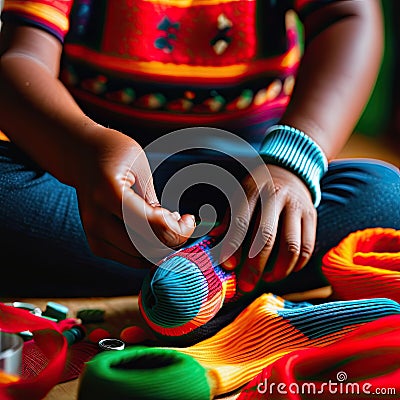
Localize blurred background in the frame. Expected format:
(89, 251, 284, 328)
(0, 0, 399, 164)
(288, 0, 400, 165)
(342, 0, 400, 166)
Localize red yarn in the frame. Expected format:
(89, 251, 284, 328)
(0, 303, 67, 400)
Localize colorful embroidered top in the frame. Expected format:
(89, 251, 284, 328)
(1, 0, 336, 148)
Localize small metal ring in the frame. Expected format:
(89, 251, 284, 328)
(98, 338, 126, 351)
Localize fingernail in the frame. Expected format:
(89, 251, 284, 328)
(222, 255, 238, 270)
(172, 211, 181, 221)
(182, 215, 196, 228)
(262, 273, 274, 283)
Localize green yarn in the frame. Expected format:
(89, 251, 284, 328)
(77, 346, 212, 400)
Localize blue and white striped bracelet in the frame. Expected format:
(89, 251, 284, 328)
(259, 124, 328, 207)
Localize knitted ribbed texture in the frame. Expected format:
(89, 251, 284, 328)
(172, 293, 400, 396)
(139, 224, 400, 346)
(139, 235, 238, 340)
(237, 314, 400, 400)
(124, 294, 400, 399)
(77, 346, 211, 400)
(80, 226, 400, 398)
(78, 293, 400, 399)
(322, 227, 400, 301)
(259, 125, 328, 206)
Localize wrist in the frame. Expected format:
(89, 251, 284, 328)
(259, 124, 328, 207)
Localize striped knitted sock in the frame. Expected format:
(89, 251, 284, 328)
(237, 314, 400, 400)
(79, 294, 400, 399)
(139, 234, 241, 344)
(322, 227, 400, 301)
(139, 227, 400, 347)
(172, 293, 400, 396)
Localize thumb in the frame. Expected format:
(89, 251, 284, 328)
(131, 157, 160, 206)
(148, 208, 196, 248)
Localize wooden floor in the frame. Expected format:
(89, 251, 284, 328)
(2, 132, 399, 400)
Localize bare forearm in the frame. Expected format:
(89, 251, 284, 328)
(0, 25, 103, 186)
(280, 0, 384, 161)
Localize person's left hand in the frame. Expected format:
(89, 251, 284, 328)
(220, 164, 317, 293)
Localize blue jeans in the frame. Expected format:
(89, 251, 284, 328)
(1, 140, 399, 297)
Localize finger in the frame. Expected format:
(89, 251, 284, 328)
(293, 209, 317, 272)
(122, 186, 195, 248)
(217, 210, 243, 271)
(127, 147, 160, 206)
(222, 247, 242, 271)
(85, 184, 176, 257)
(85, 209, 175, 261)
(138, 172, 160, 207)
(263, 204, 301, 282)
(123, 167, 196, 247)
(87, 236, 153, 269)
(247, 187, 279, 260)
(149, 207, 196, 247)
(210, 210, 230, 238)
(84, 210, 144, 257)
(239, 197, 281, 292)
(220, 175, 259, 265)
(236, 211, 262, 292)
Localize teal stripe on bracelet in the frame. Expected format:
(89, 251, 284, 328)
(259, 125, 328, 207)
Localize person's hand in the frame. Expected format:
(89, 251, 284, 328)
(220, 164, 317, 292)
(72, 126, 196, 266)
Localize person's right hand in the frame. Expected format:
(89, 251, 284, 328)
(72, 125, 196, 267)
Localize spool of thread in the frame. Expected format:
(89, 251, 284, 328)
(77, 346, 212, 400)
(62, 326, 86, 346)
(0, 332, 23, 376)
(138, 235, 237, 342)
